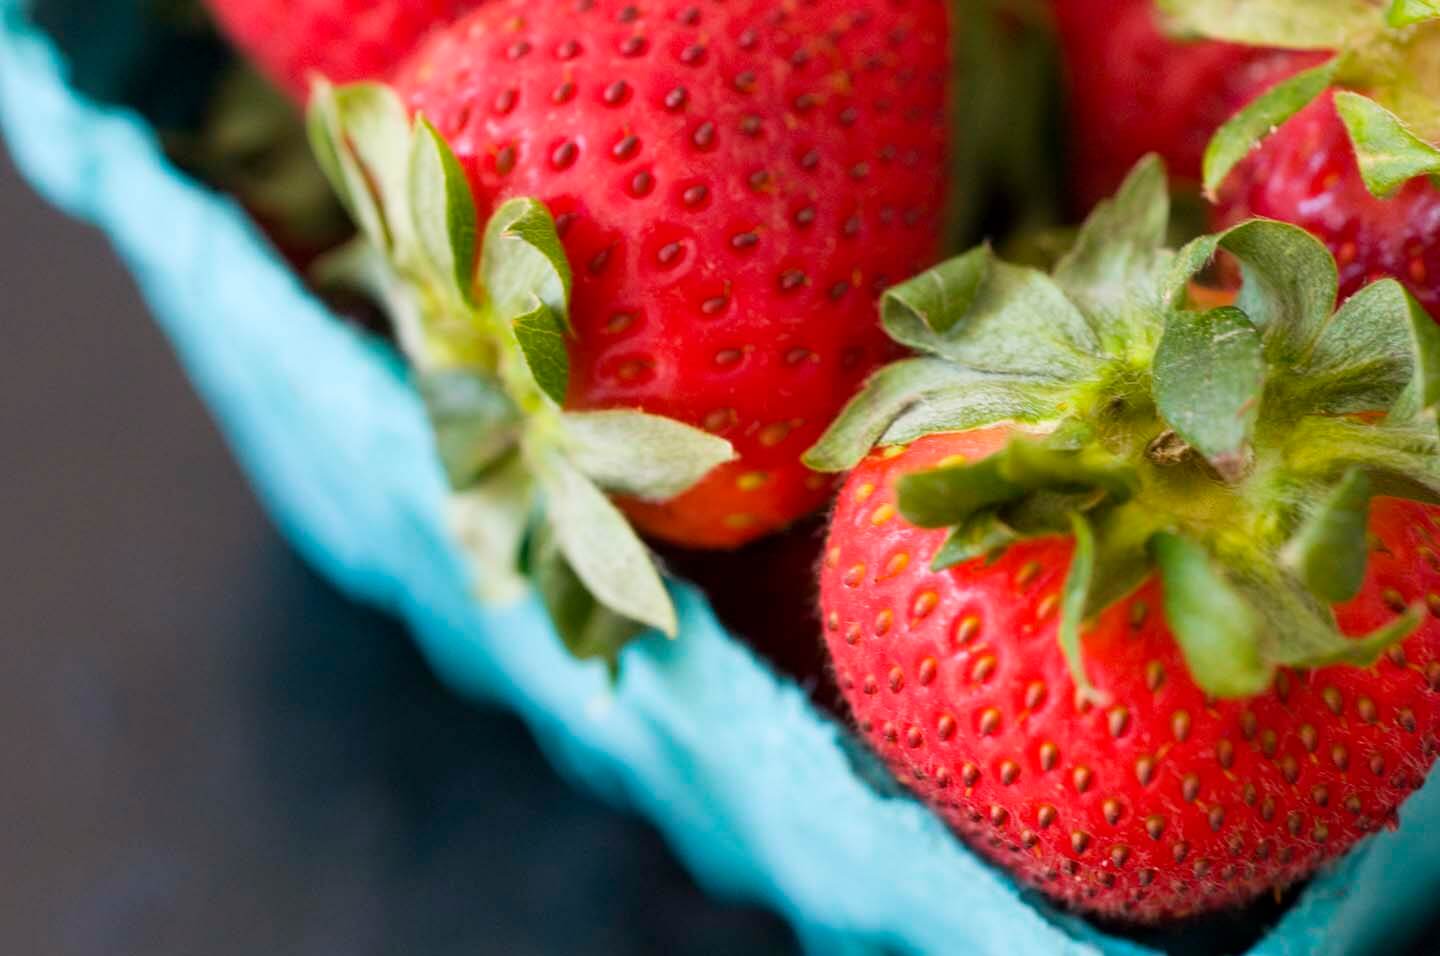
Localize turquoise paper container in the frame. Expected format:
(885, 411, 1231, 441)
(4, 3, 1438, 953)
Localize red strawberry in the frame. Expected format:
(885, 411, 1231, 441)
(1052, 0, 1320, 208)
(390, 0, 950, 549)
(205, 0, 480, 100)
(1213, 91, 1440, 322)
(808, 159, 1440, 921)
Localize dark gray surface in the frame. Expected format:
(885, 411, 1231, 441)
(0, 141, 798, 955)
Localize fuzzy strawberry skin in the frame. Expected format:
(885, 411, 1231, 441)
(392, 0, 950, 548)
(206, 0, 480, 101)
(819, 430, 1440, 922)
(1214, 92, 1440, 322)
(1052, 0, 1321, 209)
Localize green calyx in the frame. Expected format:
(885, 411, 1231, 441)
(806, 156, 1440, 700)
(306, 81, 735, 667)
(1158, 0, 1440, 197)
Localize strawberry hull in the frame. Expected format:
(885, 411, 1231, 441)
(6, 2, 1440, 954)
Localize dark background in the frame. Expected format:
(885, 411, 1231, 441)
(0, 141, 798, 955)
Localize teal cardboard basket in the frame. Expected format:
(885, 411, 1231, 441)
(4, 3, 1438, 953)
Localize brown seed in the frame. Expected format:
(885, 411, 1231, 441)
(1227, 834, 1245, 858)
(961, 762, 980, 787)
(1287, 811, 1303, 836)
(1138, 868, 1156, 887)
(1313, 822, 1330, 843)
(1217, 740, 1235, 769)
(1322, 686, 1343, 715)
(1039, 742, 1059, 772)
(1173, 711, 1192, 742)
(1383, 587, 1407, 612)
(1243, 783, 1258, 806)
(917, 658, 937, 686)
(1398, 708, 1418, 733)
(730, 231, 758, 250)
(935, 713, 958, 741)
(1426, 661, 1440, 690)
(1172, 841, 1190, 863)
(1073, 766, 1093, 793)
(1255, 839, 1273, 861)
(978, 708, 1001, 736)
(1192, 858, 1211, 878)
(1389, 645, 1409, 667)
(1111, 845, 1131, 867)
(1145, 660, 1166, 692)
(1020, 829, 1038, 849)
(1275, 670, 1293, 702)
(1260, 729, 1278, 759)
(1344, 794, 1363, 815)
(971, 655, 997, 683)
(1260, 796, 1276, 822)
(1145, 815, 1167, 840)
(1015, 561, 1043, 588)
(862, 675, 877, 695)
(1037, 805, 1057, 829)
(664, 86, 688, 110)
(1312, 785, 1329, 807)
(1108, 707, 1131, 738)
(999, 760, 1020, 785)
(1279, 846, 1296, 864)
(1063, 859, 1080, 876)
(1332, 745, 1349, 772)
(1208, 806, 1225, 831)
(1136, 756, 1157, 787)
(1182, 774, 1200, 802)
(905, 726, 923, 748)
(887, 666, 904, 692)
(955, 615, 981, 645)
(692, 121, 716, 149)
(1102, 799, 1123, 826)
(1071, 830, 1092, 854)
(619, 35, 647, 57)
(1299, 724, 1318, 753)
(1024, 681, 1047, 710)
(1240, 712, 1258, 741)
(1370, 753, 1386, 777)
(990, 805, 1009, 827)
(1280, 755, 1300, 784)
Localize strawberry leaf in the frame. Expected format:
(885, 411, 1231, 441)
(1334, 91, 1440, 197)
(1152, 306, 1265, 479)
(306, 80, 391, 250)
(510, 302, 570, 405)
(528, 521, 647, 671)
(930, 511, 1019, 571)
(408, 117, 478, 307)
(1058, 512, 1101, 700)
(1202, 60, 1339, 196)
(448, 454, 535, 604)
(1282, 469, 1372, 602)
(804, 358, 1064, 472)
(897, 439, 1138, 529)
(418, 368, 521, 489)
(559, 410, 736, 501)
(1388, 0, 1440, 27)
(1150, 533, 1271, 698)
(883, 254, 1104, 377)
(1054, 155, 1171, 345)
(1287, 278, 1440, 418)
(536, 452, 677, 637)
(1157, 0, 1381, 49)
(1174, 220, 1338, 365)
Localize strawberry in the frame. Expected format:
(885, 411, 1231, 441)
(807, 158, 1440, 922)
(388, 0, 949, 549)
(306, 0, 950, 657)
(1212, 94, 1440, 322)
(205, 0, 480, 101)
(1052, 0, 1319, 209)
(1163, 5, 1440, 319)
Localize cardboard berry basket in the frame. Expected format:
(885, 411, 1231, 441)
(4, 2, 1439, 953)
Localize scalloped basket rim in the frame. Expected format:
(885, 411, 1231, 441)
(2, 3, 1438, 954)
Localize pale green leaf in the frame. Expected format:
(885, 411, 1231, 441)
(803, 358, 1062, 472)
(482, 197, 572, 329)
(1157, 0, 1382, 49)
(529, 522, 647, 669)
(1388, 0, 1440, 27)
(883, 256, 1103, 378)
(418, 369, 521, 489)
(1153, 307, 1265, 479)
(1203, 61, 1339, 196)
(511, 301, 570, 406)
(306, 81, 387, 248)
(536, 452, 676, 636)
(447, 455, 535, 603)
(1150, 533, 1271, 698)
(1058, 512, 1100, 699)
(930, 511, 1020, 571)
(408, 118, 479, 306)
(1281, 469, 1372, 603)
(1334, 91, 1440, 198)
(560, 410, 736, 501)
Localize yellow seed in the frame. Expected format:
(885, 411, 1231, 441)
(870, 503, 896, 525)
(881, 552, 910, 579)
(724, 513, 756, 530)
(912, 591, 939, 619)
(881, 444, 908, 459)
(736, 471, 769, 491)
(855, 482, 876, 502)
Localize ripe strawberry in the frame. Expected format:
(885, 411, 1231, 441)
(205, 0, 480, 101)
(1213, 92, 1440, 322)
(808, 159, 1440, 921)
(390, 0, 950, 549)
(1052, 0, 1320, 208)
